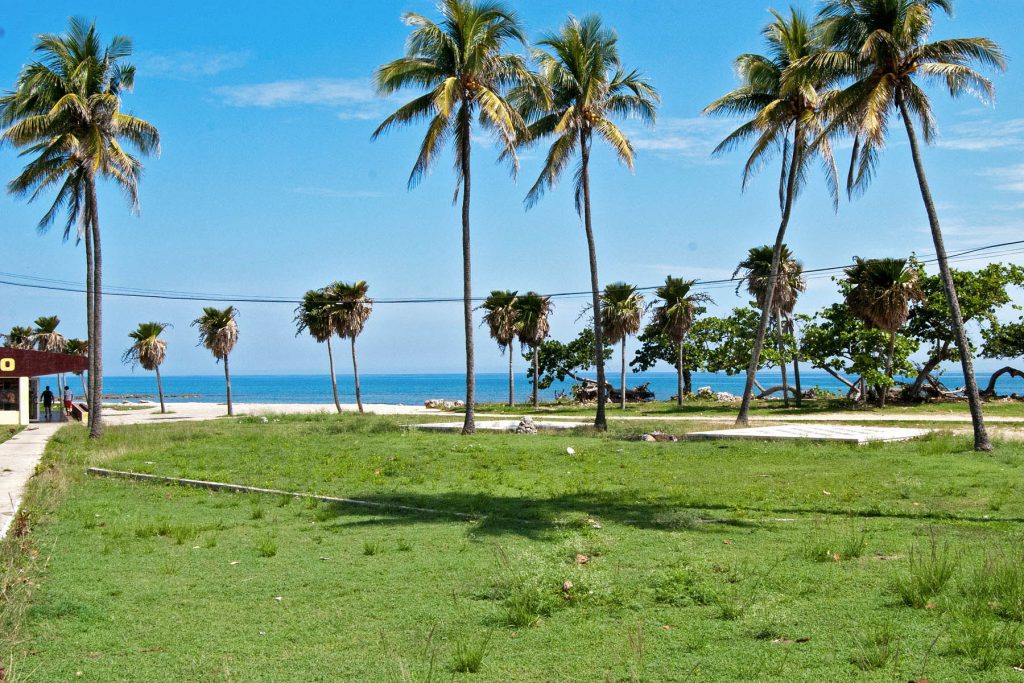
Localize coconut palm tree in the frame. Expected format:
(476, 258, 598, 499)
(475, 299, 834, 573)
(653, 276, 712, 406)
(2, 326, 35, 350)
(122, 322, 169, 413)
(324, 281, 373, 414)
(600, 282, 646, 410)
(734, 245, 806, 406)
(807, 0, 1005, 450)
(516, 291, 553, 408)
(64, 338, 89, 398)
(516, 14, 658, 429)
(0, 18, 160, 439)
(845, 257, 923, 407)
(372, 0, 530, 435)
(295, 288, 342, 413)
(705, 7, 837, 425)
(481, 290, 520, 406)
(192, 306, 239, 416)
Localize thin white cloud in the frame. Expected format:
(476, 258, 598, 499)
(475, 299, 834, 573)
(136, 49, 252, 79)
(290, 187, 386, 199)
(628, 117, 737, 162)
(981, 164, 1024, 193)
(938, 118, 1024, 152)
(214, 78, 376, 107)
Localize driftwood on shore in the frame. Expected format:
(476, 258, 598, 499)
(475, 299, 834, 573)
(981, 366, 1024, 398)
(572, 378, 655, 403)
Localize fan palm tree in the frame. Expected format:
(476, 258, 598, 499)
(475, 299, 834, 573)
(481, 290, 520, 406)
(653, 276, 712, 406)
(122, 322, 169, 414)
(324, 281, 373, 414)
(516, 291, 553, 408)
(516, 14, 659, 429)
(734, 245, 807, 407)
(845, 257, 923, 406)
(64, 337, 89, 398)
(0, 17, 160, 439)
(2, 326, 35, 350)
(295, 289, 342, 413)
(601, 282, 645, 410)
(32, 315, 66, 353)
(806, 0, 1005, 450)
(372, 0, 529, 435)
(192, 306, 239, 416)
(705, 7, 837, 425)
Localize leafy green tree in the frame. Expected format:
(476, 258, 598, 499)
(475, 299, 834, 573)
(530, 328, 613, 395)
(324, 281, 373, 414)
(650, 277, 711, 404)
(844, 257, 923, 405)
(295, 289, 342, 413)
(705, 8, 837, 425)
(516, 291, 553, 408)
(122, 322, 170, 413)
(192, 306, 239, 416)
(810, 0, 1005, 450)
(601, 282, 645, 409)
(481, 290, 520, 407)
(373, 0, 529, 435)
(516, 14, 658, 429)
(981, 318, 1024, 397)
(703, 307, 788, 393)
(1, 18, 160, 438)
(631, 315, 716, 398)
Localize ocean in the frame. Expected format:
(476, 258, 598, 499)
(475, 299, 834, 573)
(35, 369, 1024, 405)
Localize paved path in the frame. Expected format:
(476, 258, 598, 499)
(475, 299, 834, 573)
(0, 421, 64, 538)
(688, 424, 931, 444)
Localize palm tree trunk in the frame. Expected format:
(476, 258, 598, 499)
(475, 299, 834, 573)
(508, 347, 514, 407)
(737, 126, 803, 426)
(87, 178, 103, 438)
(776, 309, 790, 408)
(155, 364, 166, 414)
(897, 94, 990, 451)
(580, 129, 607, 430)
(620, 337, 627, 410)
(676, 342, 684, 406)
(459, 105, 476, 435)
(684, 368, 692, 396)
(84, 216, 94, 419)
(881, 330, 897, 409)
(326, 335, 341, 414)
(792, 354, 803, 407)
(351, 336, 364, 414)
(532, 347, 539, 408)
(79, 372, 87, 404)
(223, 353, 234, 416)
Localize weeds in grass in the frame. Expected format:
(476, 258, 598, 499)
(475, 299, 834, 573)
(946, 610, 1020, 670)
(363, 541, 382, 556)
(450, 628, 492, 673)
(651, 566, 714, 607)
(894, 532, 957, 607)
(134, 519, 198, 545)
(382, 625, 439, 683)
(804, 523, 866, 562)
(397, 538, 412, 552)
(256, 536, 277, 558)
(250, 506, 265, 521)
(852, 623, 901, 671)
(650, 509, 699, 530)
(960, 547, 1024, 621)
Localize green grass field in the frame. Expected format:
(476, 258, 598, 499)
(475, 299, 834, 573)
(3, 414, 1024, 681)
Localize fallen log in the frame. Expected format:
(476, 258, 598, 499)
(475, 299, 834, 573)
(755, 385, 800, 400)
(981, 366, 1024, 398)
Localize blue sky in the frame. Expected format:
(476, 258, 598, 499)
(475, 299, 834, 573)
(2, 0, 1023, 376)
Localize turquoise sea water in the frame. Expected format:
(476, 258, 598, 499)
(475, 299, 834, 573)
(36, 370, 1024, 405)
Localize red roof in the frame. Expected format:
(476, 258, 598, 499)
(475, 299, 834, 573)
(0, 347, 88, 377)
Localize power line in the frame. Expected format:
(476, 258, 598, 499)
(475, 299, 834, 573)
(1, 239, 1022, 306)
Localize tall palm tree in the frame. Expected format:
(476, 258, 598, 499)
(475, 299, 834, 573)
(653, 276, 712, 406)
(32, 315, 66, 353)
(295, 288, 342, 413)
(64, 337, 89, 398)
(845, 257, 923, 406)
(481, 290, 520, 406)
(192, 306, 239, 416)
(734, 244, 807, 407)
(0, 18, 160, 439)
(516, 14, 659, 429)
(600, 282, 645, 410)
(705, 8, 837, 425)
(2, 326, 35, 350)
(373, 0, 530, 435)
(516, 291, 553, 408)
(122, 322, 169, 414)
(808, 0, 1005, 450)
(324, 281, 373, 414)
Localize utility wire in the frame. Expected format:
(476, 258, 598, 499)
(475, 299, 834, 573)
(1, 239, 1022, 306)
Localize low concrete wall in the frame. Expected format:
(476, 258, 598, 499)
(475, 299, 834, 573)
(0, 410, 19, 426)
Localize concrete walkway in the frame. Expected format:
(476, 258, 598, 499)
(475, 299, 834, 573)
(688, 424, 930, 444)
(0, 421, 64, 538)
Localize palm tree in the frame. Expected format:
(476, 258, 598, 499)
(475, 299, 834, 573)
(32, 315, 66, 353)
(705, 8, 837, 425)
(481, 290, 520, 406)
(653, 276, 712, 406)
(192, 306, 239, 416)
(734, 245, 806, 407)
(324, 281, 373, 414)
(516, 14, 659, 429)
(373, 0, 530, 435)
(295, 288, 342, 413)
(2, 326, 35, 350)
(600, 282, 645, 410)
(808, 0, 1005, 450)
(64, 338, 89, 398)
(122, 322, 169, 414)
(0, 18, 160, 439)
(516, 291, 553, 408)
(845, 257, 923, 406)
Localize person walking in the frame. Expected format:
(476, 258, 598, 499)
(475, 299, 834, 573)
(63, 385, 74, 419)
(41, 385, 54, 422)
